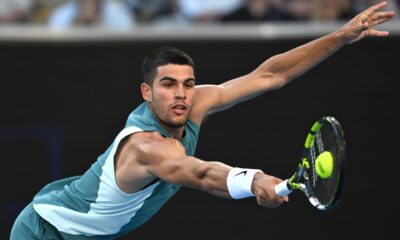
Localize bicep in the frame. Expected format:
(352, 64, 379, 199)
(191, 82, 245, 124)
(192, 71, 277, 123)
(138, 139, 208, 188)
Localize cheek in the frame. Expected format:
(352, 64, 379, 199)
(152, 90, 171, 112)
(187, 90, 196, 105)
(152, 89, 168, 102)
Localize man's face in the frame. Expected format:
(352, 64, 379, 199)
(142, 64, 196, 128)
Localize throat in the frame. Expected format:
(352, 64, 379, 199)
(155, 114, 185, 139)
(169, 127, 185, 140)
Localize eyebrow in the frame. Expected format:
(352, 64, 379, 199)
(159, 77, 196, 83)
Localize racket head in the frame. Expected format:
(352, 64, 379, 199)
(289, 116, 346, 210)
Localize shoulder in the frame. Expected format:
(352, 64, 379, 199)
(190, 84, 224, 125)
(194, 84, 223, 97)
(115, 131, 183, 193)
(126, 131, 186, 164)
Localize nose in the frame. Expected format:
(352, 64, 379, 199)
(174, 84, 186, 99)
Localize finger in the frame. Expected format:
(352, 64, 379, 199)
(371, 11, 395, 22)
(273, 197, 286, 206)
(364, 1, 388, 16)
(259, 198, 282, 208)
(367, 29, 390, 37)
(283, 196, 289, 202)
(371, 16, 394, 27)
(261, 201, 278, 209)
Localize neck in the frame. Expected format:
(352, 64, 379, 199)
(165, 125, 184, 140)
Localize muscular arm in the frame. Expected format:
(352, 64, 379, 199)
(190, 2, 394, 125)
(139, 134, 232, 198)
(140, 135, 287, 207)
(115, 131, 286, 207)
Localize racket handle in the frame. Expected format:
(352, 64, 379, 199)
(274, 179, 293, 197)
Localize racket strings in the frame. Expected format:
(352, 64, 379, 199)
(310, 143, 317, 187)
(311, 131, 324, 187)
(316, 131, 325, 152)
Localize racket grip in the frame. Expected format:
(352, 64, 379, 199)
(274, 179, 293, 197)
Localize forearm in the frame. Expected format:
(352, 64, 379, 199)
(194, 160, 232, 198)
(154, 154, 287, 207)
(197, 163, 288, 208)
(163, 156, 259, 199)
(195, 162, 288, 207)
(145, 140, 280, 203)
(183, 158, 263, 200)
(259, 30, 348, 86)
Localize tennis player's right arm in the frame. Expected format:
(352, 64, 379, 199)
(136, 136, 287, 207)
(138, 136, 231, 198)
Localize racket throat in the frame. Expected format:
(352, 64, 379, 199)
(287, 165, 307, 190)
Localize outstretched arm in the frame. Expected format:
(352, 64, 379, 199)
(190, 1, 394, 125)
(117, 132, 288, 208)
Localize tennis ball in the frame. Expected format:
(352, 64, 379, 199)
(315, 151, 334, 179)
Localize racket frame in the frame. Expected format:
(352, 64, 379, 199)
(275, 116, 345, 210)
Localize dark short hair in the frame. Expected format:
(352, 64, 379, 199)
(142, 46, 195, 86)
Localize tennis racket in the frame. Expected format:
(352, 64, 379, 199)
(274, 116, 346, 210)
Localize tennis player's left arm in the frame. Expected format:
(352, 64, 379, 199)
(190, 33, 340, 125)
(190, 33, 343, 125)
(190, 2, 394, 125)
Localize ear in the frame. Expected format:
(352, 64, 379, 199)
(141, 82, 152, 102)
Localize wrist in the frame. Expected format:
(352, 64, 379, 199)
(227, 167, 263, 199)
(333, 28, 353, 46)
(251, 171, 264, 196)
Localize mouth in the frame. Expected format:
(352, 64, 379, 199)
(171, 103, 188, 115)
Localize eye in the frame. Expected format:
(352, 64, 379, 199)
(162, 82, 174, 87)
(185, 81, 195, 88)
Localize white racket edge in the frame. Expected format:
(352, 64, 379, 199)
(274, 179, 294, 197)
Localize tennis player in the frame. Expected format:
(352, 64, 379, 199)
(11, 2, 394, 239)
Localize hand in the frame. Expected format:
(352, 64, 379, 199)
(339, 1, 395, 44)
(251, 173, 289, 208)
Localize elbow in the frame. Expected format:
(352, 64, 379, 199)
(195, 162, 228, 196)
(258, 54, 291, 90)
(255, 70, 287, 92)
(257, 70, 288, 91)
(270, 74, 288, 90)
(195, 164, 213, 192)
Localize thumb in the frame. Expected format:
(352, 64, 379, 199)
(283, 196, 289, 202)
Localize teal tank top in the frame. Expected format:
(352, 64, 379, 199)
(32, 102, 200, 239)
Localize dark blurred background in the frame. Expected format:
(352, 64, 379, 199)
(1, 0, 400, 239)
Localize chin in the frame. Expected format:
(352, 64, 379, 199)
(168, 117, 188, 128)
(170, 120, 187, 128)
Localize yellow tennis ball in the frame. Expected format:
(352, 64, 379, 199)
(315, 151, 334, 179)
